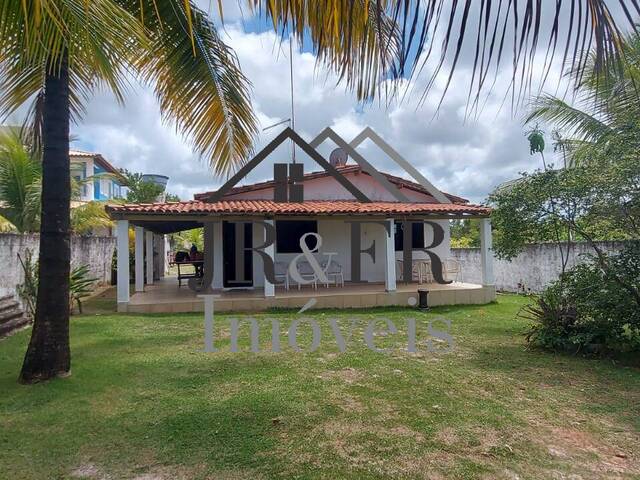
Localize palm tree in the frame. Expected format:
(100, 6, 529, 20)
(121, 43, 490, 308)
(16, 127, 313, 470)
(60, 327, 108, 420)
(0, 1, 636, 383)
(526, 31, 640, 166)
(0, 130, 41, 233)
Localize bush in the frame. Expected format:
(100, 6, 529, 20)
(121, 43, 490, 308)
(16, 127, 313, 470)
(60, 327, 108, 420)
(523, 243, 640, 354)
(17, 249, 98, 316)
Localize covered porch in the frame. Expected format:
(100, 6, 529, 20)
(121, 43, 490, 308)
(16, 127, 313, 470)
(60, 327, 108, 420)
(107, 202, 495, 313)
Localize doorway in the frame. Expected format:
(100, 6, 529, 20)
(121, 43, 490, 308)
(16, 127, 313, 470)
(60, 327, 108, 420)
(222, 221, 253, 288)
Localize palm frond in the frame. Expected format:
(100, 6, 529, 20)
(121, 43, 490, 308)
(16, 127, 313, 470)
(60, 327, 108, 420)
(526, 94, 614, 142)
(248, 0, 401, 102)
(70, 201, 113, 235)
(0, 129, 41, 232)
(0, 0, 147, 121)
(133, 0, 257, 175)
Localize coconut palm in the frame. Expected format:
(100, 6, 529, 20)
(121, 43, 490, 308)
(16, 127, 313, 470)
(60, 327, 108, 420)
(526, 31, 640, 166)
(0, 1, 636, 383)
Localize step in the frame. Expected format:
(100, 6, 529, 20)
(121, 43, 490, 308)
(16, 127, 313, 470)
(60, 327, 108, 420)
(0, 315, 30, 337)
(0, 307, 26, 325)
(0, 295, 17, 309)
(0, 299, 19, 314)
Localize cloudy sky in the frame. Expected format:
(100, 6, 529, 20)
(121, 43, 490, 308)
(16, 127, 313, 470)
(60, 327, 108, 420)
(36, 3, 637, 203)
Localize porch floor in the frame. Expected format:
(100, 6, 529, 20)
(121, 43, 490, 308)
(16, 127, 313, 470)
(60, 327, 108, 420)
(122, 277, 496, 313)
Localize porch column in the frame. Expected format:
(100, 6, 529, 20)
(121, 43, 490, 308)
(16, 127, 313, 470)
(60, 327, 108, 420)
(145, 230, 154, 285)
(264, 219, 275, 297)
(212, 221, 223, 289)
(385, 218, 396, 291)
(116, 220, 130, 308)
(134, 226, 144, 292)
(480, 218, 495, 286)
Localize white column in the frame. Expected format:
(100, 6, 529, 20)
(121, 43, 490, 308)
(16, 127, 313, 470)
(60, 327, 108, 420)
(116, 220, 130, 308)
(159, 234, 166, 278)
(264, 219, 275, 297)
(480, 218, 495, 286)
(145, 230, 154, 285)
(212, 221, 224, 290)
(385, 218, 397, 292)
(135, 226, 144, 292)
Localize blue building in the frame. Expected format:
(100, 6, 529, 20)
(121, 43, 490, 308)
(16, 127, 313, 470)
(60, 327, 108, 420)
(70, 150, 127, 202)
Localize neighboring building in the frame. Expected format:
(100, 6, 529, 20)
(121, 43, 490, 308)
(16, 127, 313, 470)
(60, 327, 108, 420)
(70, 150, 127, 202)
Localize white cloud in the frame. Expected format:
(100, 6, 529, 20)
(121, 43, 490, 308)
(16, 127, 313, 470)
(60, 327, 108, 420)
(66, 16, 577, 203)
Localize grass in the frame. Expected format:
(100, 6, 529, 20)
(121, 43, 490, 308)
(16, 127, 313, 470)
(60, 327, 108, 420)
(1, 293, 639, 479)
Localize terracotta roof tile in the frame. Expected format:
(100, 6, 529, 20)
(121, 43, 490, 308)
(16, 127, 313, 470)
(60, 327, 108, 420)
(106, 200, 490, 217)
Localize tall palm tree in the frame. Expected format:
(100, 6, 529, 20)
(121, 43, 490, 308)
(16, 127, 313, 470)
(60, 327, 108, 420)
(0, 1, 636, 383)
(526, 31, 640, 165)
(0, 0, 393, 383)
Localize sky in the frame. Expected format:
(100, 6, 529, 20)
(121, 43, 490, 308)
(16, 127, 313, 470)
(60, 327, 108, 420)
(22, 2, 638, 204)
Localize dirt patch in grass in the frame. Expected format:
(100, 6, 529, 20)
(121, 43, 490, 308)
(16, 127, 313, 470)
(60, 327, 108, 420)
(318, 367, 365, 384)
(544, 425, 639, 477)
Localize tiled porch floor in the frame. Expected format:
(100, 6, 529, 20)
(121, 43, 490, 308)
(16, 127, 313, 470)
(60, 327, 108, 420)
(122, 277, 496, 313)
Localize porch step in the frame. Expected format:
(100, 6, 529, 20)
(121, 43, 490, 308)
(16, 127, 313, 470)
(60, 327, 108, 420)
(0, 295, 31, 338)
(0, 297, 20, 314)
(0, 315, 30, 337)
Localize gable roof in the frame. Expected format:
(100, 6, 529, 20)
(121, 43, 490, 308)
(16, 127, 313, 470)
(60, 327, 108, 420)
(70, 149, 126, 184)
(194, 164, 469, 204)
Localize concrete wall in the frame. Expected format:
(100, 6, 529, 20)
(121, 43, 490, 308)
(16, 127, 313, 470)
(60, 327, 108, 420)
(452, 241, 626, 293)
(0, 233, 116, 298)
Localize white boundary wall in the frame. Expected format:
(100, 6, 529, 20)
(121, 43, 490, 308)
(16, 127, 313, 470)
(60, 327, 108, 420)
(452, 241, 626, 293)
(0, 233, 116, 298)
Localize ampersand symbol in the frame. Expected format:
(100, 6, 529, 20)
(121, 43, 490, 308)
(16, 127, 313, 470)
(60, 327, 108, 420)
(288, 233, 336, 285)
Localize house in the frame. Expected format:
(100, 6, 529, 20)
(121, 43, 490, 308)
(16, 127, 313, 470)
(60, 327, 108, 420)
(106, 127, 495, 313)
(70, 150, 127, 202)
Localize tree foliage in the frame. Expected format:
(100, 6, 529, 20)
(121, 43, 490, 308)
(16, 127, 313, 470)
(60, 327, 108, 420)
(0, 130, 41, 232)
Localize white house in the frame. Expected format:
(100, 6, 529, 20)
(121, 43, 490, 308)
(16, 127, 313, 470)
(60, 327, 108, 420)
(107, 128, 495, 313)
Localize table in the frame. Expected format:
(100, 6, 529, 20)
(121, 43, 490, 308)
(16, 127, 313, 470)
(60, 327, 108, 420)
(170, 260, 204, 287)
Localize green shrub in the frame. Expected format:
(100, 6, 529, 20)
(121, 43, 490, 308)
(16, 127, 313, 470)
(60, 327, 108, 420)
(17, 249, 98, 316)
(523, 242, 640, 354)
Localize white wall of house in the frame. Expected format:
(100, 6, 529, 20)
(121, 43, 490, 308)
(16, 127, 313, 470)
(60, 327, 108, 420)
(222, 170, 454, 285)
(264, 217, 450, 284)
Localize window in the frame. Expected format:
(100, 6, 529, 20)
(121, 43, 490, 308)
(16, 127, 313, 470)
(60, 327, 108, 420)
(276, 220, 318, 253)
(394, 221, 425, 251)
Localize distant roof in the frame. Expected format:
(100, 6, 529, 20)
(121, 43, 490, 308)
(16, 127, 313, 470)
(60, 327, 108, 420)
(195, 164, 468, 204)
(70, 149, 126, 184)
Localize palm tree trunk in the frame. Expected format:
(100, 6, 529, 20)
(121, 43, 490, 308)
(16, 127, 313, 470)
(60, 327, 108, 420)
(19, 52, 71, 384)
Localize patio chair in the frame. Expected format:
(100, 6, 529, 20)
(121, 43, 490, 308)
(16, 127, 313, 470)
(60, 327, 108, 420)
(274, 261, 289, 290)
(321, 259, 344, 288)
(396, 259, 426, 283)
(443, 258, 462, 283)
(293, 260, 318, 290)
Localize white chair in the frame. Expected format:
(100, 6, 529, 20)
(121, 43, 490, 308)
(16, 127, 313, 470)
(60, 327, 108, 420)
(321, 259, 344, 288)
(294, 260, 318, 290)
(443, 258, 462, 282)
(396, 259, 426, 283)
(274, 261, 289, 290)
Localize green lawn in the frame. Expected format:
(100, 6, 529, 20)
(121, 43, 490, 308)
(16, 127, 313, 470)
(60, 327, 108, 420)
(1, 293, 639, 479)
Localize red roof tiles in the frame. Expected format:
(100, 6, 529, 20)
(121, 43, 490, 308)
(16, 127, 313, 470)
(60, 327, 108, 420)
(106, 200, 490, 217)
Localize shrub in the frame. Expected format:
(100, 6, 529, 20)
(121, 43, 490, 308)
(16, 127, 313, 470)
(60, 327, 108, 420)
(523, 243, 640, 354)
(17, 249, 98, 316)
